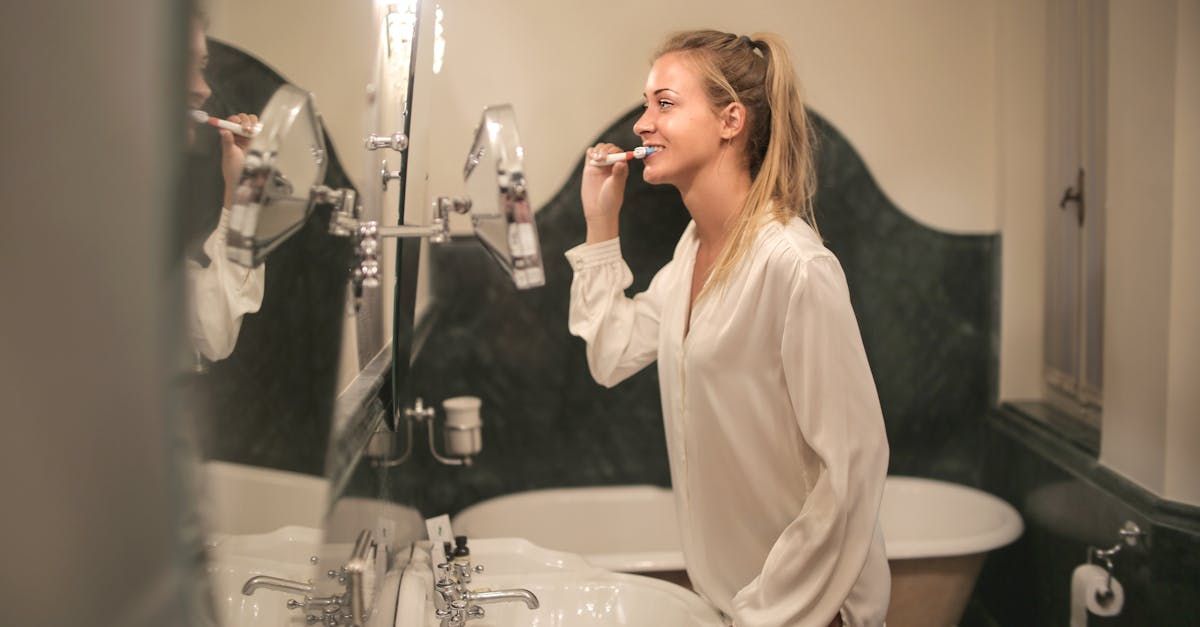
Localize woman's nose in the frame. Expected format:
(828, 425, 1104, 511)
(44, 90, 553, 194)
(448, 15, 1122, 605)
(633, 110, 653, 136)
(190, 74, 211, 107)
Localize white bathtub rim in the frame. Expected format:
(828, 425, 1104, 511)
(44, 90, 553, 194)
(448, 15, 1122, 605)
(456, 478, 1025, 567)
(586, 550, 686, 572)
(454, 485, 683, 573)
(882, 476, 1025, 560)
(456, 484, 672, 507)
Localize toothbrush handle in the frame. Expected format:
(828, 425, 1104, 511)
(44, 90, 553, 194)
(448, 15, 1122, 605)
(602, 149, 648, 164)
(207, 117, 261, 138)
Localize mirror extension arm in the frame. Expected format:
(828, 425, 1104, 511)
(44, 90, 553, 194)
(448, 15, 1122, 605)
(322, 186, 469, 295)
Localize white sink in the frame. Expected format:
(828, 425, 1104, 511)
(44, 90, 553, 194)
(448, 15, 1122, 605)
(466, 572, 722, 627)
(394, 538, 723, 627)
(206, 525, 326, 627)
(199, 462, 333, 626)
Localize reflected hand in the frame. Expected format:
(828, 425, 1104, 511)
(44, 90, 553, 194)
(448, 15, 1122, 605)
(220, 113, 258, 209)
(581, 142, 629, 223)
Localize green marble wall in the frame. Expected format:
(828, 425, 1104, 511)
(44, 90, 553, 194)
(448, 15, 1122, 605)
(979, 405, 1200, 626)
(391, 105, 999, 514)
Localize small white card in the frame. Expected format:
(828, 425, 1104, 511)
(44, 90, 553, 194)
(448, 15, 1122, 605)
(425, 514, 455, 564)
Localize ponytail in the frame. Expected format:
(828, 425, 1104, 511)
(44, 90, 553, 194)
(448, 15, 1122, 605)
(653, 31, 817, 299)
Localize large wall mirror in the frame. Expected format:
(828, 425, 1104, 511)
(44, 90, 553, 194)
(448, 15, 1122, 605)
(180, 0, 553, 623)
(180, 2, 418, 625)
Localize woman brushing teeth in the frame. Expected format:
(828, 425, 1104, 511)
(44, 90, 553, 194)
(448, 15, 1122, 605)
(569, 30, 890, 627)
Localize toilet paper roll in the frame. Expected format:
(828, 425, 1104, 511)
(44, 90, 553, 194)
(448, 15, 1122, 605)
(1070, 563, 1124, 627)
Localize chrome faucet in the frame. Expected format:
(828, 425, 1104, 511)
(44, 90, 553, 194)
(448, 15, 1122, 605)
(465, 588, 540, 609)
(241, 575, 315, 596)
(432, 543, 539, 626)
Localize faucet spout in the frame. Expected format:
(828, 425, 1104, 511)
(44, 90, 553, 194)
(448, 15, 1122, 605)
(241, 575, 316, 596)
(467, 588, 540, 609)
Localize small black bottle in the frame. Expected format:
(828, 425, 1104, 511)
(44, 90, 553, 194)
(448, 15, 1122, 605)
(452, 535, 470, 564)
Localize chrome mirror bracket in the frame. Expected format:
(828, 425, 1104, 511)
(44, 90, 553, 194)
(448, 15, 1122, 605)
(325, 193, 472, 302)
(365, 131, 409, 153)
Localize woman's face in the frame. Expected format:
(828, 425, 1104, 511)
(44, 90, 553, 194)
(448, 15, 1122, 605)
(188, 22, 212, 110)
(186, 21, 212, 146)
(634, 52, 727, 187)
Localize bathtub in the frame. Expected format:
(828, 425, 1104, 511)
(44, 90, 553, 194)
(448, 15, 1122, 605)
(453, 476, 1023, 627)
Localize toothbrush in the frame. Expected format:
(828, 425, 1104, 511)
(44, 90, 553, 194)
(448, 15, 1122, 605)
(190, 110, 262, 138)
(588, 146, 659, 166)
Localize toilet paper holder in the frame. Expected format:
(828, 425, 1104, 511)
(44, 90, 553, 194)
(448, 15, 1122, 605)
(1087, 520, 1144, 602)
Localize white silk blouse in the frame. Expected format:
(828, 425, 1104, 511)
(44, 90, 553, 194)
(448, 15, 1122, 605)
(565, 218, 891, 627)
(186, 207, 265, 362)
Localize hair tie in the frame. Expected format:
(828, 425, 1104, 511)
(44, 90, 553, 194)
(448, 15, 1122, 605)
(738, 35, 764, 55)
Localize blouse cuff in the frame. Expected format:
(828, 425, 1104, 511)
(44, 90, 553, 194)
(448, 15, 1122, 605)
(564, 237, 623, 272)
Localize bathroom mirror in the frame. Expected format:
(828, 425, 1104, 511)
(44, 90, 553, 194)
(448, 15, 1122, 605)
(226, 84, 327, 267)
(179, 7, 376, 623)
(308, 2, 433, 626)
(461, 104, 546, 289)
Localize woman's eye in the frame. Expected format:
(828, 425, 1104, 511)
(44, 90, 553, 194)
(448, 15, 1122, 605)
(658, 100, 673, 110)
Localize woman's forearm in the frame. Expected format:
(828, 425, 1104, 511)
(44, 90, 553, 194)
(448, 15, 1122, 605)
(585, 214, 620, 245)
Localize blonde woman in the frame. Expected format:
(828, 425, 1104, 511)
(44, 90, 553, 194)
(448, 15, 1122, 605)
(184, 14, 263, 362)
(567, 31, 890, 627)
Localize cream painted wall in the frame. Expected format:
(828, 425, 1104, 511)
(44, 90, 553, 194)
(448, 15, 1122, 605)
(200, 1, 1197, 504)
(1165, 0, 1200, 504)
(1102, 0, 1175, 495)
(207, 1, 374, 192)
(425, 0, 1002, 234)
(1101, 0, 1200, 506)
(205, 2, 1045, 397)
(996, 1, 1048, 401)
(422, 1, 1048, 401)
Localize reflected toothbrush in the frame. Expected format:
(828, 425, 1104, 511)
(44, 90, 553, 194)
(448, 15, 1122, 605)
(588, 146, 659, 166)
(190, 110, 262, 138)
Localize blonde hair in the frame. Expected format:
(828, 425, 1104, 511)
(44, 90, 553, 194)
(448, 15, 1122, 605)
(653, 30, 818, 298)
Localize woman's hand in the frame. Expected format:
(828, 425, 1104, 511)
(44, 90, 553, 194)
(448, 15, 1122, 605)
(580, 142, 628, 243)
(220, 113, 258, 209)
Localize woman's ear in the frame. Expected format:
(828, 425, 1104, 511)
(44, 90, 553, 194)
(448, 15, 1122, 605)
(719, 102, 747, 140)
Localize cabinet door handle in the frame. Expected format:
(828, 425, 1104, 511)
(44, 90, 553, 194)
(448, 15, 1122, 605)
(1058, 168, 1086, 226)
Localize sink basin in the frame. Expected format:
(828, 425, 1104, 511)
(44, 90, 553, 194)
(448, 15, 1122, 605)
(206, 525, 349, 627)
(207, 526, 321, 627)
(393, 538, 722, 627)
(467, 571, 722, 626)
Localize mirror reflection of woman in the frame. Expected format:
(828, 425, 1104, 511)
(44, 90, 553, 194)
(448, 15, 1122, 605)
(184, 15, 264, 363)
(569, 31, 890, 627)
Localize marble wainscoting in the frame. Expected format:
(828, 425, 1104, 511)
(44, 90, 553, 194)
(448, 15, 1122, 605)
(975, 403, 1200, 626)
(392, 105, 999, 516)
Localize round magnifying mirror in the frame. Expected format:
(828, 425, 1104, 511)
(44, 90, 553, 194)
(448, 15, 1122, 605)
(226, 84, 327, 267)
(461, 104, 545, 289)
